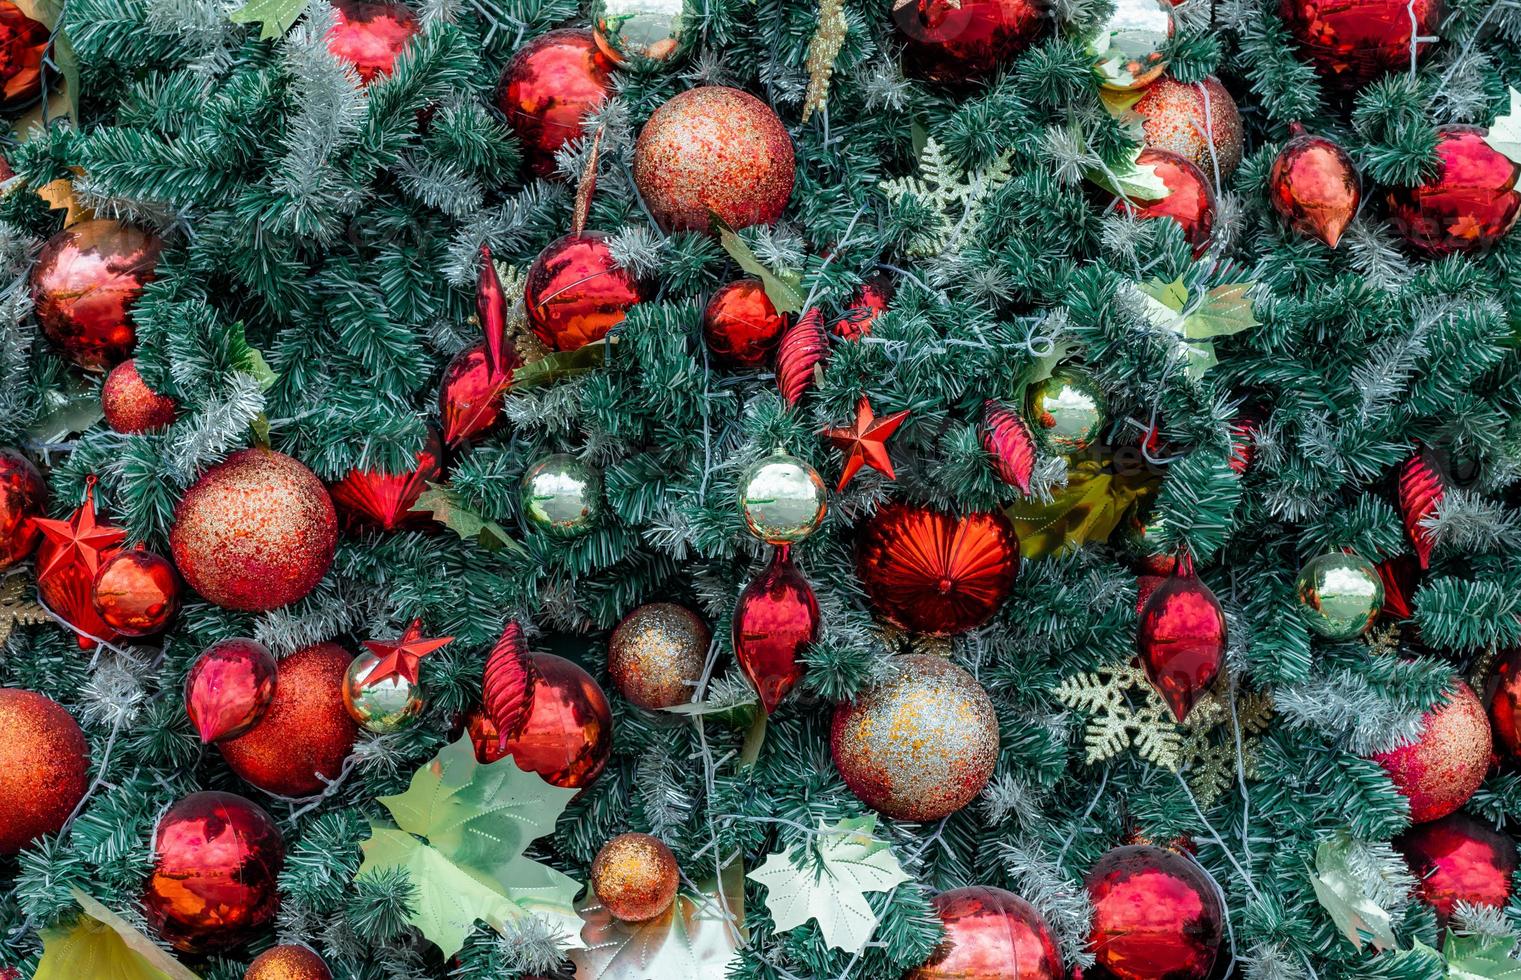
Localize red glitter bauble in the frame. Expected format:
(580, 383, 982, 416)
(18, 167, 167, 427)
(218, 643, 359, 797)
(733, 546, 819, 714)
(30, 220, 162, 370)
(1133, 75, 1243, 181)
(702, 279, 788, 368)
(0, 0, 48, 110)
(92, 547, 180, 636)
(1386, 125, 1520, 257)
(855, 502, 1020, 636)
(893, 0, 1046, 84)
(907, 886, 1063, 980)
(245, 944, 333, 980)
(497, 29, 613, 178)
(439, 342, 517, 447)
(170, 448, 337, 612)
(186, 637, 279, 744)
(0, 448, 45, 570)
(832, 273, 893, 340)
(101, 358, 177, 433)
(1111, 149, 1216, 257)
(143, 791, 284, 953)
(590, 833, 680, 923)
(1136, 557, 1227, 723)
(1372, 679, 1491, 823)
(1396, 812, 1518, 927)
(524, 232, 646, 352)
(468, 652, 613, 790)
(1085, 845, 1223, 980)
(1269, 125, 1360, 249)
(1280, 0, 1442, 87)
(1487, 647, 1521, 761)
(330, 427, 444, 532)
(325, 0, 418, 84)
(0, 688, 89, 855)
(632, 86, 795, 234)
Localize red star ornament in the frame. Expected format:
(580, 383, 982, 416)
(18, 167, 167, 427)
(822, 397, 910, 492)
(34, 477, 127, 583)
(362, 618, 455, 686)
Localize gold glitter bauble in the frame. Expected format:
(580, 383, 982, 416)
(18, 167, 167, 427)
(829, 654, 999, 822)
(341, 650, 425, 734)
(608, 602, 710, 709)
(0, 688, 90, 854)
(1025, 367, 1107, 455)
(1091, 0, 1174, 90)
(591, 832, 680, 922)
(521, 453, 603, 538)
(738, 449, 827, 545)
(1295, 551, 1384, 640)
(1135, 75, 1245, 181)
(244, 944, 332, 980)
(593, 0, 688, 64)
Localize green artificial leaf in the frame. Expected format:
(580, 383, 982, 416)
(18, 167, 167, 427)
(410, 485, 524, 554)
(747, 815, 912, 953)
(1185, 283, 1259, 340)
(227, 322, 277, 391)
(28, 382, 103, 444)
(571, 875, 745, 979)
(1140, 276, 1188, 312)
(717, 225, 805, 313)
(1446, 933, 1521, 980)
(1089, 149, 1170, 202)
(1483, 88, 1521, 166)
(36, 890, 200, 980)
(1007, 459, 1159, 560)
(1137, 279, 1257, 380)
(512, 342, 610, 391)
(1309, 836, 1399, 953)
(228, 0, 308, 39)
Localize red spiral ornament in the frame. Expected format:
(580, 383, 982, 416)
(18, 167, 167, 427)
(483, 620, 539, 749)
(981, 399, 1036, 494)
(776, 308, 829, 406)
(1397, 448, 1444, 569)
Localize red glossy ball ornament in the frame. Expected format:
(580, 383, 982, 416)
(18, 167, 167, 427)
(832, 273, 893, 340)
(1280, 0, 1442, 88)
(31, 220, 162, 370)
(1486, 647, 1521, 761)
(468, 652, 613, 790)
(1136, 556, 1227, 723)
(733, 546, 819, 714)
(1269, 124, 1360, 248)
(0, 448, 45, 570)
(1386, 125, 1520, 257)
(1396, 813, 1518, 927)
(439, 342, 517, 448)
(1134, 75, 1243, 181)
(1085, 845, 1223, 980)
(906, 886, 1063, 980)
(330, 427, 444, 532)
(245, 944, 333, 980)
(1111, 149, 1216, 257)
(524, 232, 646, 352)
(101, 358, 177, 433)
(325, 0, 419, 84)
(170, 448, 338, 612)
(1373, 679, 1490, 823)
(185, 638, 278, 743)
(497, 29, 613, 178)
(893, 0, 1046, 84)
(0, 688, 90, 855)
(855, 502, 1020, 636)
(0, 0, 48, 110)
(143, 791, 284, 953)
(92, 547, 180, 636)
(632, 86, 795, 234)
(702, 279, 788, 368)
(218, 643, 359, 797)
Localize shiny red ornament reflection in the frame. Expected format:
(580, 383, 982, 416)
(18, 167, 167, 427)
(185, 638, 278, 743)
(733, 546, 819, 713)
(982, 399, 1036, 495)
(1397, 447, 1445, 569)
(102, 358, 178, 433)
(1136, 555, 1227, 722)
(908, 886, 1063, 980)
(831, 274, 893, 340)
(439, 343, 514, 447)
(1280, 0, 1442, 87)
(1386, 125, 1520, 257)
(1488, 647, 1521, 762)
(1085, 844, 1223, 980)
(1112, 148, 1215, 258)
(1396, 812, 1518, 927)
(469, 652, 612, 790)
(0, 0, 48, 110)
(776, 307, 829, 407)
(1269, 124, 1360, 249)
(92, 547, 179, 636)
(325, 0, 419, 84)
(497, 29, 612, 178)
(30, 220, 162, 370)
(893, 0, 1046, 84)
(524, 232, 645, 352)
(702, 279, 788, 368)
(331, 428, 445, 532)
(0, 448, 45, 570)
(34, 478, 127, 650)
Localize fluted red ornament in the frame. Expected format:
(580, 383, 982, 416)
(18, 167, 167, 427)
(92, 547, 180, 636)
(906, 886, 1063, 980)
(0, 688, 90, 855)
(31, 220, 162, 370)
(143, 791, 284, 953)
(1396, 812, 1518, 927)
(1386, 126, 1520, 256)
(855, 502, 1020, 636)
(185, 638, 279, 743)
(1134, 75, 1243, 180)
(702, 279, 788, 368)
(325, 0, 419, 83)
(1112, 148, 1215, 257)
(732, 546, 819, 713)
(1376, 552, 1419, 620)
(483, 620, 539, 749)
(477, 244, 511, 382)
(1136, 555, 1227, 723)
(1398, 447, 1445, 569)
(982, 399, 1036, 494)
(831, 273, 893, 340)
(0, 0, 46, 110)
(0, 448, 45, 570)
(892, 0, 1046, 84)
(1486, 647, 1521, 762)
(34, 477, 127, 649)
(524, 232, 645, 352)
(102, 358, 177, 433)
(330, 428, 445, 532)
(468, 652, 612, 790)
(1228, 415, 1257, 476)
(776, 307, 829, 406)
(1269, 124, 1360, 248)
(1372, 679, 1490, 823)
(497, 29, 613, 178)
(1085, 845, 1223, 980)
(1280, 0, 1442, 88)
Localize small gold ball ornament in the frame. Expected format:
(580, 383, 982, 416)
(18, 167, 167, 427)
(738, 449, 827, 545)
(608, 602, 710, 709)
(1025, 366, 1108, 455)
(1295, 551, 1384, 640)
(341, 651, 424, 733)
(591, 832, 680, 922)
(521, 453, 604, 538)
(592, 0, 688, 64)
(1090, 0, 1175, 91)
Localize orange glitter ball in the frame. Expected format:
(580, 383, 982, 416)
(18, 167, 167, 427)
(1134, 75, 1243, 182)
(0, 688, 90, 854)
(244, 944, 333, 980)
(591, 832, 680, 922)
(607, 602, 709, 710)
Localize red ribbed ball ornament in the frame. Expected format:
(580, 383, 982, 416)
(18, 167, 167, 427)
(31, 220, 162, 370)
(1372, 679, 1491, 823)
(245, 944, 333, 980)
(1280, 0, 1442, 88)
(893, 0, 1046, 84)
(524, 232, 645, 352)
(330, 427, 444, 532)
(1396, 813, 1517, 928)
(0, 688, 90, 855)
(0, 0, 48, 110)
(325, 0, 418, 83)
(1386, 125, 1520, 257)
(497, 29, 613, 178)
(1111, 148, 1216, 257)
(92, 547, 180, 636)
(702, 279, 788, 368)
(1085, 845, 1223, 980)
(0, 448, 45, 570)
(467, 652, 613, 790)
(102, 358, 177, 433)
(906, 886, 1063, 980)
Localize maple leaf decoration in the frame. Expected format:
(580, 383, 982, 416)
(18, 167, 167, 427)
(821, 397, 909, 491)
(33, 477, 127, 582)
(483, 620, 539, 749)
(363, 619, 456, 687)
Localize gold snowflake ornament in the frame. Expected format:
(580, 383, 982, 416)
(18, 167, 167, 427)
(879, 138, 1013, 258)
(0, 574, 48, 647)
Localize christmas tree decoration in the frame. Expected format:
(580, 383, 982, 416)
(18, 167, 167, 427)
(831, 273, 893, 339)
(1135, 276, 1260, 380)
(1269, 124, 1360, 248)
(1025, 365, 1107, 455)
(35, 476, 127, 649)
(882, 137, 1015, 258)
(1085, 845, 1223, 980)
(1398, 447, 1445, 569)
(590, 833, 680, 923)
(439, 343, 509, 448)
(0, 575, 47, 646)
(1090, 0, 1173, 91)
(571, 877, 744, 977)
(471, 651, 613, 789)
(1386, 126, 1520, 256)
(170, 448, 338, 612)
(1134, 75, 1244, 180)
(30, 220, 162, 371)
(855, 502, 1020, 635)
(732, 545, 819, 713)
(906, 886, 1063, 980)
(325, 0, 418, 83)
(1294, 550, 1384, 640)
(218, 642, 359, 797)
(607, 602, 709, 710)
(0, 688, 90, 854)
(497, 29, 612, 178)
(520, 452, 603, 538)
(1111, 149, 1216, 257)
(101, 358, 177, 433)
(1136, 555, 1228, 723)
(143, 791, 285, 952)
(776, 307, 830, 406)
(892, 0, 1045, 84)
(330, 428, 445, 533)
(185, 638, 278, 743)
(738, 449, 827, 545)
(1279, 0, 1442, 87)
(801, 0, 848, 122)
(1486, 646, 1521, 761)
(702, 279, 788, 368)
(1376, 553, 1418, 621)
(36, 889, 200, 980)
(749, 814, 912, 955)
(982, 399, 1037, 495)
(0, 448, 46, 569)
(1395, 813, 1517, 927)
(342, 648, 425, 733)
(91, 546, 179, 636)
(830, 654, 999, 822)
(1371, 680, 1491, 823)
(483, 620, 537, 748)
(632, 85, 795, 233)
(592, 0, 687, 63)
(822, 397, 909, 492)
(362, 618, 454, 686)
(0, 0, 46, 110)
(1309, 833, 1400, 953)
(244, 944, 332, 980)
(523, 232, 646, 352)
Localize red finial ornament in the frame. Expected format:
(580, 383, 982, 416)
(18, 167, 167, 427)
(981, 399, 1036, 494)
(732, 546, 818, 713)
(1269, 123, 1360, 249)
(483, 620, 539, 749)
(1398, 447, 1445, 569)
(1135, 552, 1227, 722)
(776, 308, 830, 406)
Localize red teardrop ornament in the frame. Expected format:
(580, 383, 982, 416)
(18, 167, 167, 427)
(1269, 125, 1360, 248)
(439, 343, 510, 448)
(1136, 555, 1227, 722)
(1398, 447, 1445, 569)
(732, 546, 818, 713)
(330, 428, 445, 532)
(981, 399, 1036, 494)
(185, 638, 278, 743)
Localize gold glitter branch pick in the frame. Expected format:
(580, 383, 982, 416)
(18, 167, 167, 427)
(801, 0, 848, 123)
(0, 575, 48, 646)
